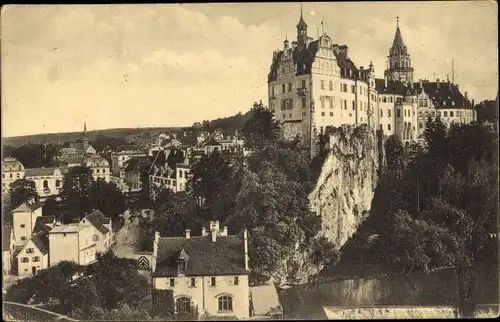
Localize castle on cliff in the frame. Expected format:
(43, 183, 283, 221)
(267, 9, 476, 156)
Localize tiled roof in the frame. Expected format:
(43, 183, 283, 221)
(31, 230, 49, 254)
(50, 224, 84, 234)
(153, 233, 247, 277)
(12, 201, 43, 213)
(83, 210, 110, 235)
(25, 167, 60, 177)
(2, 225, 12, 251)
(413, 81, 472, 109)
(33, 216, 56, 234)
(375, 78, 412, 96)
(61, 154, 85, 164)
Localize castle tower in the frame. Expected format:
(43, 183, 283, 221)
(296, 5, 308, 50)
(384, 17, 414, 84)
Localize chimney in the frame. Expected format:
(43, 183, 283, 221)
(385, 76, 388, 88)
(202, 227, 207, 237)
(185, 229, 191, 240)
(211, 229, 217, 243)
(244, 229, 249, 271)
(465, 92, 468, 100)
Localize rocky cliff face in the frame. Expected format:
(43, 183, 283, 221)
(309, 124, 384, 250)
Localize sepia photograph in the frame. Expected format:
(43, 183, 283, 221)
(1, 1, 499, 320)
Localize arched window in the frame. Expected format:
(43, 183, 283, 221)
(176, 297, 191, 313)
(43, 180, 49, 189)
(55, 180, 60, 188)
(218, 296, 233, 312)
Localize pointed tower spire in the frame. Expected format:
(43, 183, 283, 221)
(385, 16, 414, 84)
(296, 4, 308, 49)
(392, 17, 405, 48)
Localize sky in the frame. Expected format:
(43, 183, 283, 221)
(1, 1, 498, 137)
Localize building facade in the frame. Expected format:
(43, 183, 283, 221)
(48, 223, 96, 267)
(151, 221, 250, 320)
(79, 210, 113, 255)
(2, 224, 16, 275)
(111, 150, 147, 179)
(11, 200, 43, 247)
(24, 167, 63, 199)
(17, 230, 49, 276)
(2, 157, 25, 194)
(267, 12, 476, 155)
(84, 155, 111, 182)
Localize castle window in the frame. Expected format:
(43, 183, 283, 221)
(329, 97, 334, 109)
(17, 173, 20, 178)
(288, 82, 292, 92)
(301, 80, 306, 88)
(271, 86, 275, 97)
(330, 112, 334, 116)
(352, 101, 355, 110)
(282, 84, 285, 93)
(444, 111, 448, 117)
(191, 277, 196, 287)
(380, 110, 383, 117)
(388, 124, 391, 131)
(43, 180, 48, 189)
(302, 112, 306, 117)
(170, 278, 175, 287)
(302, 97, 306, 109)
(289, 113, 292, 118)
(234, 276, 239, 285)
(211, 277, 216, 287)
(321, 112, 325, 116)
(218, 295, 233, 312)
(329, 81, 333, 91)
(321, 97, 325, 109)
(321, 80, 325, 90)
(397, 109, 401, 118)
(351, 85, 356, 93)
(450, 111, 454, 117)
(389, 97, 393, 103)
(343, 84, 347, 92)
(382, 97, 387, 103)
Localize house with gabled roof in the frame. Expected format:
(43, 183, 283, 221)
(24, 167, 63, 199)
(12, 199, 43, 247)
(48, 223, 96, 267)
(17, 229, 49, 276)
(79, 210, 113, 254)
(2, 224, 16, 275)
(150, 220, 250, 320)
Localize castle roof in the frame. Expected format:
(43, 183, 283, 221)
(392, 26, 405, 49)
(153, 233, 247, 277)
(375, 78, 412, 96)
(414, 81, 473, 109)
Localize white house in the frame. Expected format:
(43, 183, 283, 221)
(2, 157, 25, 194)
(83, 155, 111, 182)
(111, 150, 147, 179)
(48, 223, 96, 267)
(16, 229, 49, 276)
(11, 200, 43, 247)
(2, 224, 16, 275)
(151, 221, 250, 320)
(24, 167, 63, 199)
(79, 210, 113, 255)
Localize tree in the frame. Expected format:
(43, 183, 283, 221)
(187, 150, 234, 219)
(241, 101, 280, 151)
(9, 179, 39, 209)
(152, 191, 200, 237)
(42, 196, 58, 216)
(385, 135, 404, 176)
(59, 166, 95, 220)
(91, 179, 126, 222)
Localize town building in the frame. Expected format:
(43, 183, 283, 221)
(48, 223, 97, 267)
(111, 150, 147, 179)
(2, 157, 25, 194)
(11, 200, 43, 247)
(16, 229, 49, 276)
(123, 156, 150, 192)
(2, 224, 16, 275)
(151, 221, 250, 320)
(33, 216, 57, 235)
(267, 11, 476, 155)
(149, 148, 191, 197)
(60, 123, 96, 157)
(83, 155, 111, 182)
(24, 167, 63, 200)
(79, 210, 113, 255)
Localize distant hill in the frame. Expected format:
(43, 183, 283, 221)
(2, 110, 253, 148)
(2, 127, 182, 148)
